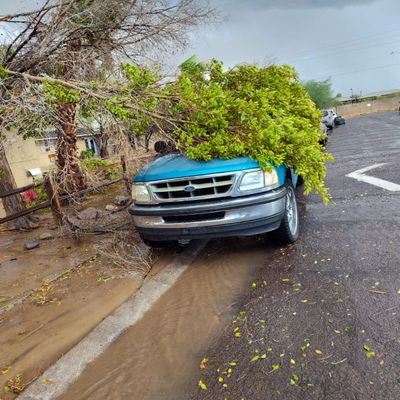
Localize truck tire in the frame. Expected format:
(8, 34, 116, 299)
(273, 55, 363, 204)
(275, 182, 300, 244)
(296, 175, 304, 186)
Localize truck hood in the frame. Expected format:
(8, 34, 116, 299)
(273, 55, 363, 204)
(134, 153, 260, 182)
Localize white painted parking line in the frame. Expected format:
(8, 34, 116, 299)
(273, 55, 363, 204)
(346, 163, 400, 192)
(18, 240, 207, 400)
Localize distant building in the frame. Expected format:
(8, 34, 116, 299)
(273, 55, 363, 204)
(338, 89, 400, 104)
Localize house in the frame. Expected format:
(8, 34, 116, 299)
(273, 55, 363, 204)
(0, 129, 100, 218)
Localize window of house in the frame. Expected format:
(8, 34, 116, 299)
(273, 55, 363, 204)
(39, 139, 56, 153)
(84, 138, 99, 156)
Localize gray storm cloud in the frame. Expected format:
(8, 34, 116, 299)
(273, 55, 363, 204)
(218, 0, 377, 9)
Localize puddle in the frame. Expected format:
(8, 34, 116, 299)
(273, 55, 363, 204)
(58, 238, 274, 400)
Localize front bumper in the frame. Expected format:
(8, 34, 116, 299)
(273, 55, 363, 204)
(129, 187, 286, 241)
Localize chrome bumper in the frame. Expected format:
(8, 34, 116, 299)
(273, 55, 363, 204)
(129, 188, 286, 239)
(132, 199, 284, 229)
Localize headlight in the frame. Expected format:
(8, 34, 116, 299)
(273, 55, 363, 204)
(131, 183, 151, 203)
(239, 170, 264, 190)
(263, 170, 279, 187)
(239, 169, 279, 191)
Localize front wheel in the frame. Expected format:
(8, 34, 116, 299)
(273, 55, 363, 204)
(296, 175, 304, 186)
(275, 183, 300, 244)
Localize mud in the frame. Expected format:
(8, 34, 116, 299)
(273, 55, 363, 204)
(0, 259, 138, 397)
(0, 226, 98, 303)
(0, 246, 177, 399)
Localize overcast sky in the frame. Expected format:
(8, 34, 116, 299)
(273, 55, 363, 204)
(1, 0, 399, 97)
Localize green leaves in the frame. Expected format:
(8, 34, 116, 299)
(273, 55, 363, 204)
(172, 60, 332, 203)
(271, 363, 280, 372)
(0, 64, 8, 80)
(42, 81, 80, 104)
(302, 79, 336, 109)
(363, 345, 376, 359)
(250, 355, 260, 362)
(198, 380, 207, 390)
(122, 63, 159, 89)
(290, 372, 299, 385)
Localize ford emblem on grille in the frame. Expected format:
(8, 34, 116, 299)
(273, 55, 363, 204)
(184, 185, 196, 192)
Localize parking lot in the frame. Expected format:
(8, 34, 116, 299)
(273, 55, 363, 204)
(187, 111, 400, 400)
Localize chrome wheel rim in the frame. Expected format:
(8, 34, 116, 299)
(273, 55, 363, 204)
(286, 187, 298, 235)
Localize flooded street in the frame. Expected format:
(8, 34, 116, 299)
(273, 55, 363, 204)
(58, 238, 273, 400)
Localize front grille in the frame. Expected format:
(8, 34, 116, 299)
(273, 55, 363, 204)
(162, 212, 225, 223)
(149, 174, 235, 202)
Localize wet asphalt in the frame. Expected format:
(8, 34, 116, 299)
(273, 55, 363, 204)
(189, 112, 400, 400)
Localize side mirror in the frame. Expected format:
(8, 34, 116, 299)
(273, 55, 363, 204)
(154, 140, 177, 154)
(154, 140, 168, 154)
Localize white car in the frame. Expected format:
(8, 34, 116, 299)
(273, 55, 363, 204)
(319, 122, 328, 146)
(322, 109, 337, 129)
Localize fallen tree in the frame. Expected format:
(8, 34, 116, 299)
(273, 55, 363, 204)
(1, 59, 333, 205)
(116, 59, 334, 203)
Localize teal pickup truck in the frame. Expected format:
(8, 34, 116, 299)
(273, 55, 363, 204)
(129, 150, 301, 247)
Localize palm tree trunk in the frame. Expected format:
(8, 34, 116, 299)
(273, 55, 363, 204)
(56, 102, 86, 193)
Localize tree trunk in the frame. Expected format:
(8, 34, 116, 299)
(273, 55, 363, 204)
(56, 102, 87, 193)
(128, 135, 139, 151)
(54, 38, 87, 194)
(99, 135, 109, 158)
(144, 133, 151, 152)
(96, 123, 109, 158)
(0, 141, 38, 229)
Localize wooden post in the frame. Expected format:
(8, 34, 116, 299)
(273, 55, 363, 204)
(43, 174, 63, 225)
(121, 155, 132, 195)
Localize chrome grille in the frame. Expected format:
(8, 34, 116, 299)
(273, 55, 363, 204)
(149, 174, 235, 202)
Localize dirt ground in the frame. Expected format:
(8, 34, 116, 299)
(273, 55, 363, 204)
(0, 187, 168, 399)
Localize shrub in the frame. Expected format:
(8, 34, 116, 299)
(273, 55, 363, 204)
(81, 158, 121, 180)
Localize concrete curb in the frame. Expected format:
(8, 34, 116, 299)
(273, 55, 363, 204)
(18, 240, 207, 400)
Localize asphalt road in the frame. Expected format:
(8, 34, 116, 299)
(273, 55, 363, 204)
(189, 112, 400, 400)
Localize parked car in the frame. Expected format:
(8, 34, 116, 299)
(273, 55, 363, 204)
(334, 116, 346, 125)
(319, 122, 328, 146)
(129, 150, 301, 247)
(321, 109, 337, 129)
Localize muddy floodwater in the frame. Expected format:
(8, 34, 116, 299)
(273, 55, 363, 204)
(58, 238, 273, 400)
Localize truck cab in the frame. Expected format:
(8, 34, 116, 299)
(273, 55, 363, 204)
(129, 152, 300, 247)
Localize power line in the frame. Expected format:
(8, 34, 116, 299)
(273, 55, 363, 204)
(280, 27, 400, 59)
(287, 37, 400, 63)
(303, 62, 400, 80)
